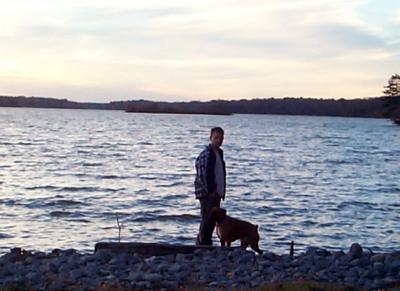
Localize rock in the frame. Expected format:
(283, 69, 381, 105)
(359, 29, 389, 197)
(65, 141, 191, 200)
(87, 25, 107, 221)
(62, 249, 77, 257)
(373, 262, 385, 276)
(338, 254, 351, 265)
(26, 272, 42, 286)
(357, 255, 371, 267)
(332, 251, 346, 260)
(155, 262, 169, 273)
(384, 252, 400, 264)
(306, 247, 331, 257)
(175, 253, 187, 262)
(371, 279, 384, 289)
(238, 253, 255, 265)
(144, 273, 162, 284)
(80, 278, 98, 289)
(169, 262, 183, 273)
(261, 251, 278, 261)
(59, 263, 72, 274)
(94, 250, 112, 263)
(127, 271, 144, 281)
(69, 269, 83, 281)
(250, 278, 262, 288)
(383, 276, 399, 287)
(371, 254, 385, 263)
(83, 261, 97, 273)
(349, 243, 363, 259)
(343, 276, 357, 286)
(349, 258, 360, 267)
(386, 260, 400, 275)
(162, 280, 179, 289)
(315, 257, 331, 269)
(136, 281, 151, 289)
(108, 256, 123, 265)
(46, 279, 66, 290)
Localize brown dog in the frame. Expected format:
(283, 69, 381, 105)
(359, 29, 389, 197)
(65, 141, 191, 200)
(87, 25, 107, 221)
(210, 207, 263, 254)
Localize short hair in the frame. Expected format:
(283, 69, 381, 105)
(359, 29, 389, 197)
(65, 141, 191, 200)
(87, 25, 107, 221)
(210, 127, 224, 136)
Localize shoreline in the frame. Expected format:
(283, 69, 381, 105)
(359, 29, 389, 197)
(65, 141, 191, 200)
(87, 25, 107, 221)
(0, 243, 399, 290)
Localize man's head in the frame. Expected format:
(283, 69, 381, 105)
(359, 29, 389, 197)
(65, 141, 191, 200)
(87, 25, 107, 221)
(210, 127, 224, 150)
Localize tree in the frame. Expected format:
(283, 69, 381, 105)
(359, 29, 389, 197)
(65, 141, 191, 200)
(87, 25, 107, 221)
(382, 74, 400, 120)
(383, 74, 400, 96)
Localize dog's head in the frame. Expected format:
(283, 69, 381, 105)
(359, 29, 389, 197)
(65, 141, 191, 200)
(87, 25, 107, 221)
(210, 206, 227, 223)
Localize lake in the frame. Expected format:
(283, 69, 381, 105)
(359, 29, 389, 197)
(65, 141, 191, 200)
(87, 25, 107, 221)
(0, 107, 399, 254)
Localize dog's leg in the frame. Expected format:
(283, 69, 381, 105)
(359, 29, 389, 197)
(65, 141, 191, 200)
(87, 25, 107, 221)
(240, 238, 249, 250)
(220, 240, 225, 247)
(226, 241, 231, 247)
(250, 241, 263, 255)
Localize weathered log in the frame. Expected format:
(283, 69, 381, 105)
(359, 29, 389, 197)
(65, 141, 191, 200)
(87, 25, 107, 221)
(94, 242, 226, 257)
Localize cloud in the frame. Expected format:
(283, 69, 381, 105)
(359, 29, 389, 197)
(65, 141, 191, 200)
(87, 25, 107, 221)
(394, 9, 400, 24)
(0, 0, 399, 101)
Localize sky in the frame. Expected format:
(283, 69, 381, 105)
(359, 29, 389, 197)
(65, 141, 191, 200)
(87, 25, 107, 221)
(0, 0, 399, 102)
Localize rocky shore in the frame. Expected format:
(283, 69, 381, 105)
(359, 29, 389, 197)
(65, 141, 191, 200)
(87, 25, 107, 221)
(0, 243, 399, 290)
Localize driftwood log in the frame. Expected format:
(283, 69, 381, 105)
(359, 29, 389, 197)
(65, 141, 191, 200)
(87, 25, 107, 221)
(94, 242, 229, 257)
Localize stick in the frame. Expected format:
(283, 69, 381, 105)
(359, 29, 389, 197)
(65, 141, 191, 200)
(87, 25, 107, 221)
(116, 214, 122, 243)
(290, 241, 294, 257)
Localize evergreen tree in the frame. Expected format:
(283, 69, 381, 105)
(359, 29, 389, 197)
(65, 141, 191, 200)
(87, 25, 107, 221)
(383, 74, 400, 96)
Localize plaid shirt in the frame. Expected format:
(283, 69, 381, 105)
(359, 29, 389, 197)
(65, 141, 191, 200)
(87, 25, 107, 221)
(194, 145, 226, 200)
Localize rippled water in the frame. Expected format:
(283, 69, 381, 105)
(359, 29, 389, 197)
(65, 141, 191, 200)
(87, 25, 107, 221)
(0, 107, 399, 254)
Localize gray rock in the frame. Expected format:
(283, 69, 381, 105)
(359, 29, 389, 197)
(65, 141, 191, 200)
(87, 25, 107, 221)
(371, 279, 384, 289)
(59, 263, 72, 274)
(371, 254, 385, 263)
(175, 253, 187, 262)
(343, 276, 357, 286)
(357, 255, 371, 267)
(250, 278, 262, 288)
(38, 261, 51, 273)
(94, 250, 112, 263)
(162, 280, 179, 289)
(238, 253, 255, 265)
(386, 260, 400, 275)
(332, 250, 346, 260)
(26, 272, 42, 285)
(136, 281, 151, 289)
(339, 254, 351, 265)
(384, 252, 400, 264)
(108, 256, 123, 265)
(46, 279, 66, 290)
(383, 276, 399, 287)
(155, 262, 169, 273)
(144, 273, 162, 283)
(261, 251, 278, 261)
(80, 278, 98, 289)
(315, 257, 331, 269)
(69, 269, 83, 281)
(306, 247, 331, 257)
(349, 243, 363, 259)
(373, 262, 385, 276)
(127, 271, 144, 281)
(349, 258, 360, 267)
(169, 262, 183, 273)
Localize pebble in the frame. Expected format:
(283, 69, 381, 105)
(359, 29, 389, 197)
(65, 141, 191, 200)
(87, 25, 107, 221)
(0, 243, 399, 289)
(349, 243, 363, 259)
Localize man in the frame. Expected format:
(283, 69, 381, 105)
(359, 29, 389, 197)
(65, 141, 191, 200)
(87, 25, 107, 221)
(195, 127, 226, 245)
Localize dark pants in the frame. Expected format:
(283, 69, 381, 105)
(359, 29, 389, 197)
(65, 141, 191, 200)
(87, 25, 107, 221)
(196, 193, 221, 246)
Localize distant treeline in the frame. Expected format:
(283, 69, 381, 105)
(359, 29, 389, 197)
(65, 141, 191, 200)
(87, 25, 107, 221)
(1, 95, 399, 118)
